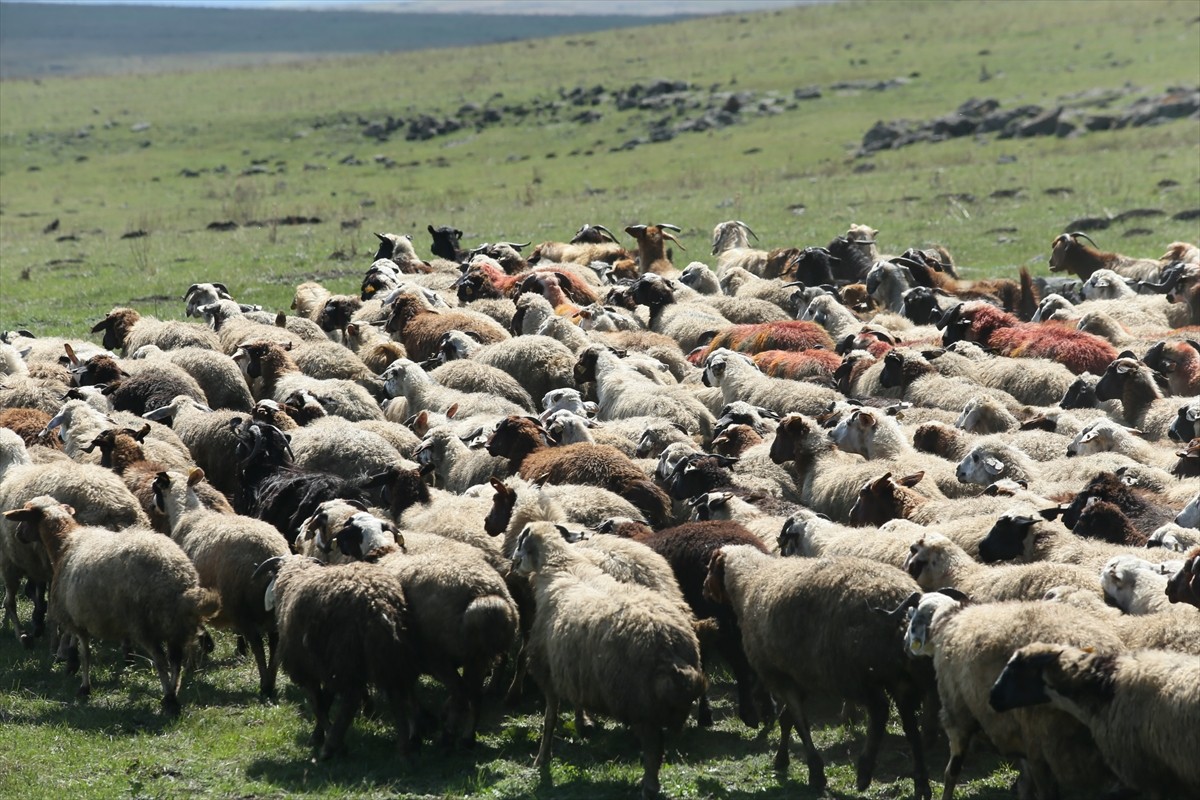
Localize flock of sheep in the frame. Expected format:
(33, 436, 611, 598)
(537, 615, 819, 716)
(1, 217, 1198, 798)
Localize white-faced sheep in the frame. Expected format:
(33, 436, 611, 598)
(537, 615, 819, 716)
(954, 440, 1143, 495)
(510, 524, 705, 798)
(704, 547, 932, 797)
(944, 340, 1077, 406)
(990, 642, 1200, 799)
(153, 469, 291, 698)
(231, 341, 383, 422)
(413, 425, 507, 493)
(903, 531, 1103, 602)
(0, 429, 150, 645)
(381, 358, 525, 420)
(573, 346, 715, 439)
(897, 591, 1125, 800)
(4, 497, 219, 714)
(702, 348, 839, 418)
(1065, 418, 1177, 470)
(1098, 555, 1182, 615)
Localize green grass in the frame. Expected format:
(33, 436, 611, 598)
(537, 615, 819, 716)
(0, 2, 1197, 796)
(1, 0, 1198, 337)
(0, 620, 1020, 799)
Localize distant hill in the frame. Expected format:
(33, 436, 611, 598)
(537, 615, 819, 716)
(0, 1, 695, 78)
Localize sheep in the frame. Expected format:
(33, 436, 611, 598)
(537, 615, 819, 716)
(1147, 522, 1200, 553)
(231, 340, 384, 422)
(1099, 555, 1181, 615)
(940, 301, 1118, 375)
(1169, 397, 1200, 445)
(253, 555, 419, 760)
(977, 510, 1181, 574)
(678, 262, 720, 294)
(897, 591, 1125, 800)
(904, 531, 1102, 601)
(130, 345, 253, 412)
(1143, 338, 1200, 397)
(182, 282, 237, 318)
(141, 394, 246, 498)
(686, 490, 796, 551)
(1058, 471, 1182, 539)
(510, 524, 704, 798)
(718, 266, 806, 311)
(152, 468, 291, 698)
(1080, 269, 1194, 327)
(778, 507, 925, 568)
(72, 353, 208, 418)
(284, 416, 411, 482)
(878, 349, 1026, 416)
(990, 643, 1200, 799)
(91, 307, 220, 356)
(1094, 354, 1180, 440)
(331, 518, 518, 748)
(829, 406, 981, 499)
(413, 425, 507, 493)
(0, 407, 62, 450)
(704, 316, 835, 359)
(573, 346, 715, 439)
(1070, 498, 1150, 547)
(954, 440, 1139, 495)
(0, 429, 151, 645)
(510, 293, 591, 350)
(704, 546, 932, 797)
(428, 359, 535, 412)
(381, 357, 524, 420)
(1065, 418, 1177, 472)
(701, 348, 839, 418)
(384, 293, 510, 362)
(4, 496, 219, 714)
(85, 425, 229, 533)
(485, 415, 670, 527)
(435, 330, 575, 411)
(43, 398, 186, 467)
(484, 476, 644, 551)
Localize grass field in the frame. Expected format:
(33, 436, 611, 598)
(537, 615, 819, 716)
(0, 2, 1197, 797)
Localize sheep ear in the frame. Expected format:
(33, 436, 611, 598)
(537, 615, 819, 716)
(1009, 514, 1039, 529)
(1079, 430, 1098, 443)
(3, 508, 37, 522)
(1123, 427, 1144, 437)
(932, 587, 971, 604)
(187, 468, 205, 487)
(445, 403, 459, 419)
(1039, 506, 1066, 521)
(898, 472, 924, 487)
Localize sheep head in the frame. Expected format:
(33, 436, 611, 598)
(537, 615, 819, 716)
(3, 495, 75, 544)
(848, 472, 924, 528)
(90, 308, 139, 352)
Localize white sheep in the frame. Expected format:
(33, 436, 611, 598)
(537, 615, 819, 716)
(702, 348, 839, 418)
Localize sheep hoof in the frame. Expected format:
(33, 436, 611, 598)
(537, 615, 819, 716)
(160, 696, 181, 717)
(806, 758, 826, 792)
(640, 777, 661, 799)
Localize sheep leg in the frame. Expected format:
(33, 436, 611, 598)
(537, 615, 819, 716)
(695, 689, 713, 728)
(303, 684, 330, 749)
(780, 689, 824, 791)
(2, 576, 30, 648)
(147, 641, 180, 716)
(76, 634, 92, 699)
(460, 659, 488, 748)
(320, 686, 363, 761)
(941, 729, 974, 800)
(854, 689, 889, 791)
(895, 691, 931, 800)
(29, 581, 47, 639)
(385, 687, 417, 760)
(504, 644, 529, 706)
(534, 693, 558, 770)
(572, 707, 595, 738)
(773, 706, 793, 773)
(244, 629, 277, 699)
(720, 627, 762, 728)
(637, 724, 664, 800)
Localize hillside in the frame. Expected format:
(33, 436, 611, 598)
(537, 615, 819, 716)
(0, 0, 1197, 335)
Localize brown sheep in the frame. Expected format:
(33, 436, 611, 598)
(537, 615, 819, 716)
(384, 294, 509, 362)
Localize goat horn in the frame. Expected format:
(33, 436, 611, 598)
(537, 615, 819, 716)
(734, 220, 759, 241)
(658, 223, 682, 232)
(251, 555, 286, 582)
(1068, 231, 1098, 248)
(592, 224, 617, 242)
(661, 230, 686, 251)
(498, 241, 531, 250)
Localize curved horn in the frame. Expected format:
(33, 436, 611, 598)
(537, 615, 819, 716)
(658, 223, 682, 232)
(935, 302, 965, 331)
(251, 555, 287, 582)
(661, 230, 686, 251)
(734, 220, 759, 241)
(870, 590, 922, 621)
(592, 224, 617, 242)
(374, 232, 388, 242)
(1068, 231, 1098, 248)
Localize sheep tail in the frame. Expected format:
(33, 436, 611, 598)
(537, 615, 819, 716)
(462, 595, 518, 656)
(186, 587, 222, 623)
(1017, 266, 1038, 321)
(623, 480, 672, 528)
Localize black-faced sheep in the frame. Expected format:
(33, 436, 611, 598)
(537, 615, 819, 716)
(990, 642, 1200, 799)
(254, 555, 419, 760)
